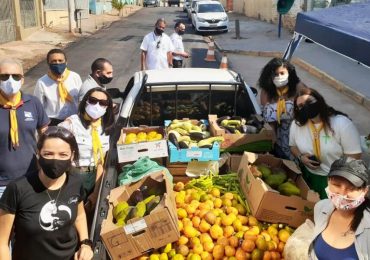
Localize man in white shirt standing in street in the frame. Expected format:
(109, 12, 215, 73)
(170, 22, 189, 68)
(78, 58, 113, 101)
(140, 18, 174, 70)
(34, 49, 82, 126)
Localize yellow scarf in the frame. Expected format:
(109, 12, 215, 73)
(84, 114, 104, 166)
(48, 68, 73, 103)
(276, 86, 289, 124)
(0, 92, 23, 148)
(308, 120, 324, 160)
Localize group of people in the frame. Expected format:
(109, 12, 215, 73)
(0, 50, 116, 259)
(0, 16, 369, 259)
(258, 57, 369, 258)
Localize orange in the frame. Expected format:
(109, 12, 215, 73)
(241, 239, 255, 253)
(224, 245, 236, 257)
(212, 244, 225, 259)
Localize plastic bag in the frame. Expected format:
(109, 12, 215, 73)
(283, 219, 314, 260)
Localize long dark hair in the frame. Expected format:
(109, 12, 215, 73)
(79, 87, 114, 135)
(258, 57, 300, 101)
(351, 195, 370, 231)
(293, 87, 348, 133)
(37, 126, 80, 163)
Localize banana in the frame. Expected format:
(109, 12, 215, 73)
(197, 136, 224, 148)
(134, 201, 147, 218)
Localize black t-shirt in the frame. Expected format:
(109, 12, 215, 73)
(0, 170, 84, 260)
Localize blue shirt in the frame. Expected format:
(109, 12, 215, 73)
(314, 233, 359, 260)
(0, 93, 49, 185)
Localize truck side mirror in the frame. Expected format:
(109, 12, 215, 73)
(251, 87, 258, 97)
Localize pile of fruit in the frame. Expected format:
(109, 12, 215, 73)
(136, 178, 294, 260)
(132, 101, 161, 122)
(251, 164, 301, 197)
(215, 115, 265, 134)
(167, 119, 224, 149)
(125, 130, 163, 144)
(113, 187, 162, 227)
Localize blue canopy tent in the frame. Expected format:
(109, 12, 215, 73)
(283, 2, 370, 67)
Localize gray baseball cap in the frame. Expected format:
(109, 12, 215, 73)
(329, 157, 369, 187)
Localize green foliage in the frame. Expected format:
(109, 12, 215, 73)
(112, 0, 126, 15)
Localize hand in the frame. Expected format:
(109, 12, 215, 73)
(74, 244, 93, 260)
(300, 153, 320, 170)
(84, 194, 97, 213)
(182, 52, 189, 58)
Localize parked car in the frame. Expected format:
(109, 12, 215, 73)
(183, 0, 191, 12)
(187, 0, 200, 20)
(168, 0, 180, 6)
(143, 0, 159, 7)
(90, 68, 260, 259)
(192, 1, 229, 33)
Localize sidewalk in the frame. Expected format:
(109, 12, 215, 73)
(0, 5, 141, 73)
(213, 13, 370, 110)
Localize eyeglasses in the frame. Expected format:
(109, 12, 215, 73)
(87, 96, 109, 107)
(44, 126, 73, 138)
(0, 74, 23, 81)
(156, 40, 161, 49)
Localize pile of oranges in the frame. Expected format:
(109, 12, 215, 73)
(136, 182, 293, 260)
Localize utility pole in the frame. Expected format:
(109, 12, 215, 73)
(68, 0, 75, 32)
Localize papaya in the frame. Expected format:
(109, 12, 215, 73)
(278, 180, 301, 196)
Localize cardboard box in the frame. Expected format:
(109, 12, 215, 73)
(208, 114, 275, 150)
(117, 126, 168, 163)
(238, 152, 319, 228)
(100, 171, 180, 260)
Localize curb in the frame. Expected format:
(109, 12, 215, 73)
(213, 40, 370, 111)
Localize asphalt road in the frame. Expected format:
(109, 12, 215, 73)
(22, 6, 222, 94)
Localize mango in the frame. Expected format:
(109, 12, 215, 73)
(278, 180, 301, 196)
(257, 164, 272, 179)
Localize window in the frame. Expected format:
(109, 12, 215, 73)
(198, 4, 224, 13)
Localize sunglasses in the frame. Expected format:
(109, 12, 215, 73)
(87, 96, 109, 107)
(44, 126, 74, 138)
(156, 40, 161, 49)
(0, 74, 23, 81)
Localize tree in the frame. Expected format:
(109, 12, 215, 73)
(112, 0, 126, 16)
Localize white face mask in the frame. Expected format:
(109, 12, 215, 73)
(85, 102, 107, 119)
(273, 73, 289, 88)
(0, 76, 22, 96)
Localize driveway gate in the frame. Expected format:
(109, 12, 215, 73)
(0, 0, 16, 43)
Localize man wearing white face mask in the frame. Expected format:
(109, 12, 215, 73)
(58, 88, 114, 216)
(0, 59, 49, 198)
(258, 57, 307, 160)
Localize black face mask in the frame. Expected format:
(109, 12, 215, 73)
(296, 101, 320, 125)
(155, 27, 164, 36)
(97, 75, 113, 85)
(39, 156, 71, 179)
(178, 30, 185, 35)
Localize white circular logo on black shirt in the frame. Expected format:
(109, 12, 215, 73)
(39, 200, 72, 231)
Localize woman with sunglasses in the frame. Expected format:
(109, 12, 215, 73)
(59, 87, 114, 213)
(308, 157, 370, 259)
(289, 88, 362, 198)
(0, 126, 93, 260)
(258, 57, 307, 160)
(0, 58, 49, 199)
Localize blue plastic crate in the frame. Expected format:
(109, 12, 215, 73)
(165, 119, 220, 163)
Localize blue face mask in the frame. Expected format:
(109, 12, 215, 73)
(49, 63, 67, 75)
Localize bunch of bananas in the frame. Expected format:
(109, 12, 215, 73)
(167, 119, 224, 149)
(113, 191, 162, 227)
(216, 115, 265, 134)
(125, 130, 163, 144)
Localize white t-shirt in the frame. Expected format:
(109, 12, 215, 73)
(58, 114, 110, 167)
(34, 71, 82, 120)
(289, 115, 362, 176)
(170, 32, 184, 61)
(140, 32, 174, 70)
(78, 75, 104, 102)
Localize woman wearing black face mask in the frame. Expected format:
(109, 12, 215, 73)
(289, 88, 362, 198)
(0, 126, 93, 260)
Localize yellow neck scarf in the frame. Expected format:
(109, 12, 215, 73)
(48, 68, 73, 103)
(0, 92, 23, 148)
(276, 86, 289, 124)
(84, 113, 104, 166)
(309, 120, 324, 160)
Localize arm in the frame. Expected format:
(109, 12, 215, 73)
(296, 81, 308, 91)
(141, 51, 147, 71)
(260, 89, 269, 106)
(167, 51, 173, 67)
(85, 163, 104, 212)
(74, 202, 93, 260)
(0, 210, 15, 260)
